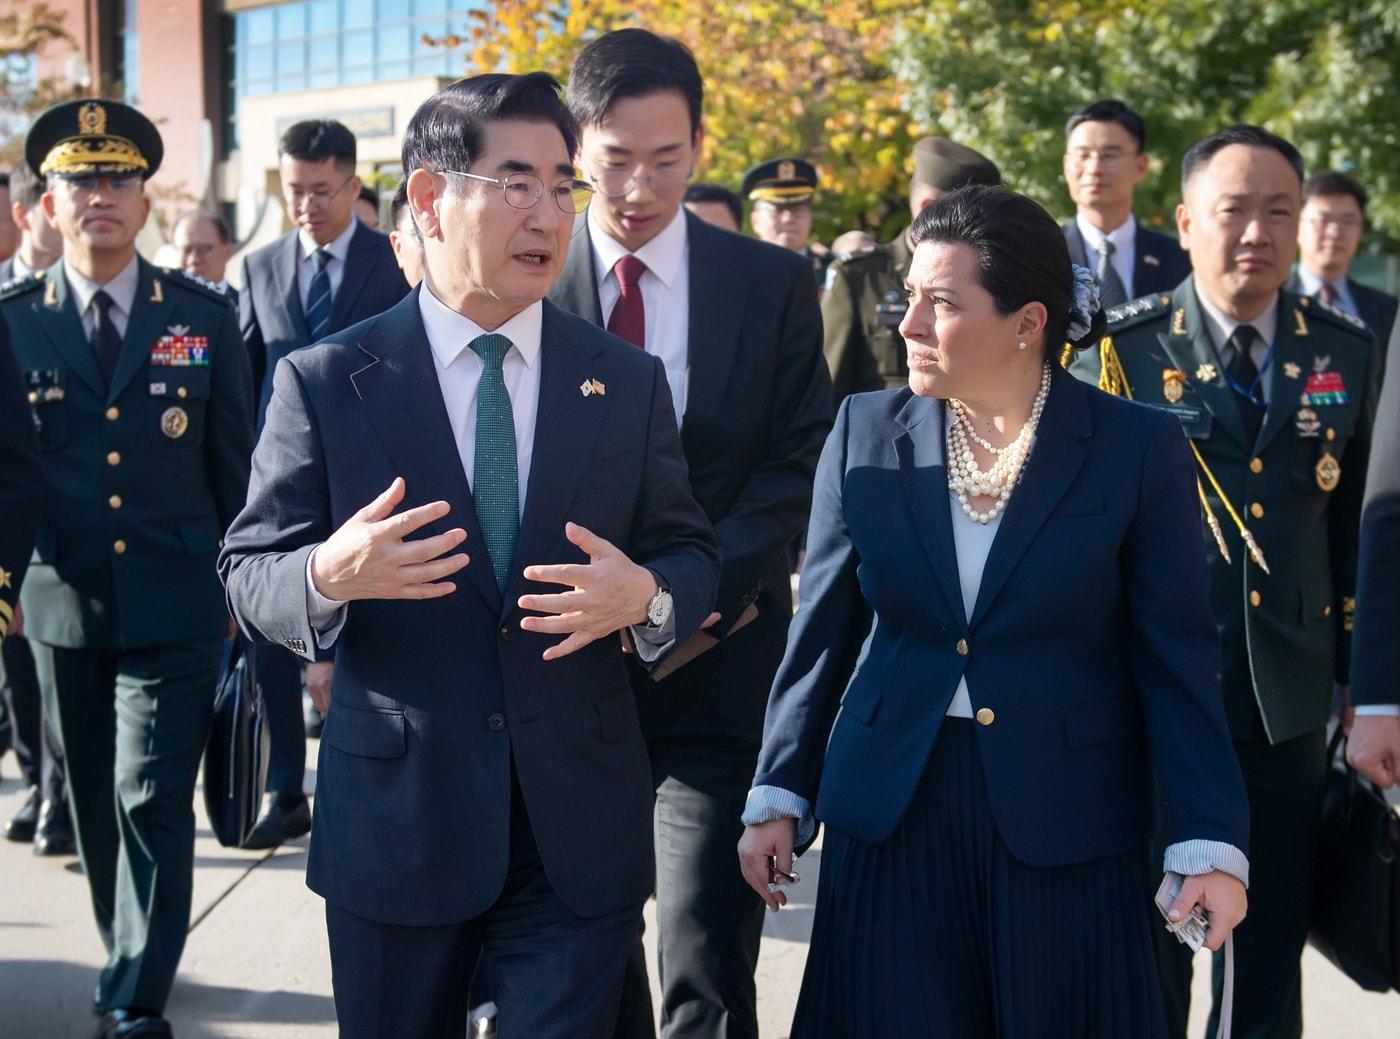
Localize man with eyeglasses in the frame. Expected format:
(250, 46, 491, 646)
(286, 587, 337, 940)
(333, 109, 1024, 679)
(1061, 99, 1190, 310)
(551, 28, 831, 1039)
(237, 119, 408, 851)
(172, 211, 235, 301)
(1288, 170, 1398, 373)
(0, 99, 254, 1039)
(220, 71, 718, 1038)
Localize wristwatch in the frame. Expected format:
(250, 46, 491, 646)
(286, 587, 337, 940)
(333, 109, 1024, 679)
(645, 579, 674, 629)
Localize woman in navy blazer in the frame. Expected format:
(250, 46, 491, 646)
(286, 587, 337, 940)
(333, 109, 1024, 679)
(739, 187, 1250, 1037)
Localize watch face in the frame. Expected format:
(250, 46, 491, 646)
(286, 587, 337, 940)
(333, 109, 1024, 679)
(649, 590, 673, 626)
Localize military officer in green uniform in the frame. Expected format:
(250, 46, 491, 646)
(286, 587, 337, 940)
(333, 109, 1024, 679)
(740, 156, 831, 290)
(1, 100, 253, 1039)
(1069, 125, 1377, 1039)
(820, 136, 1000, 402)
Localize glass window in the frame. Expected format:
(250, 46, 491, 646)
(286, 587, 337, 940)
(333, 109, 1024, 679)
(308, 0, 339, 32)
(377, 60, 410, 82)
(309, 69, 338, 90)
(244, 8, 275, 45)
(276, 41, 307, 91)
(343, 0, 375, 29)
(308, 36, 338, 71)
(342, 63, 374, 86)
(413, 52, 449, 77)
(379, 23, 410, 62)
(245, 46, 274, 81)
(277, 2, 308, 37)
(414, 0, 449, 15)
(342, 28, 374, 68)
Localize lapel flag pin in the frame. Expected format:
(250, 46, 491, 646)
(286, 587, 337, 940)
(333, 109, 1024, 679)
(1143, 254, 1161, 267)
(580, 378, 606, 398)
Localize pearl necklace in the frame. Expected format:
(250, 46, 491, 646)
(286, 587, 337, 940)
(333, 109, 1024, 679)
(947, 363, 1052, 525)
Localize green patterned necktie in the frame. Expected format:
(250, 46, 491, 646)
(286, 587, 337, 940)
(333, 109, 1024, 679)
(469, 333, 519, 594)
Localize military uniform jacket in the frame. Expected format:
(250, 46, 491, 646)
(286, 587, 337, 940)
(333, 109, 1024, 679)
(821, 232, 913, 401)
(1070, 280, 1378, 744)
(0, 260, 254, 650)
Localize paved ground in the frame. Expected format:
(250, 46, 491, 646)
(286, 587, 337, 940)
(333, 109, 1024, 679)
(2, 745, 1397, 1038)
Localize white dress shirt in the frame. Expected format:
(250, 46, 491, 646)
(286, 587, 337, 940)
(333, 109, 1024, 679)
(1195, 282, 1279, 404)
(296, 215, 358, 313)
(1076, 213, 1137, 299)
(1295, 266, 1359, 318)
(64, 254, 140, 338)
(10, 252, 36, 279)
(588, 205, 690, 420)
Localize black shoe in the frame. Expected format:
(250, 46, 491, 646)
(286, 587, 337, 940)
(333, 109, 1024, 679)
(304, 702, 324, 739)
(5, 786, 40, 843)
(241, 793, 311, 850)
(93, 1008, 172, 1038)
(33, 797, 76, 856)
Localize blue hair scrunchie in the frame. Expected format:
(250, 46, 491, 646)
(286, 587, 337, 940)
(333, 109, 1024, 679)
(1066, 264, 1100, 342)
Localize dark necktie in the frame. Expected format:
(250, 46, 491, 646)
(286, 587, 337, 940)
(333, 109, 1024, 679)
(305, 248, 334, 342)
(470, 333, 519, 594)
(607, 255, 647, 349)
(91, 290, 123, 387)
(1227, 324, 1264, 442)
(1319, 282, 1338, 308)
(1095, 238, 1128, 309)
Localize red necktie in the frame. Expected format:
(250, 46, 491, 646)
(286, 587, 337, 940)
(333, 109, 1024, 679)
(607, 255, 647, 349)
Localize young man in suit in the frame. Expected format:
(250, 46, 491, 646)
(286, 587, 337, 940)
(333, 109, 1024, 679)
(551, 29, 832, 1039)
(0, 161, 62, 284)
(1061, 99, 1190, 307)
(237, 119, 409, 848)
(1290, 170, 1399, 371)
(220, 72, 718, 1039)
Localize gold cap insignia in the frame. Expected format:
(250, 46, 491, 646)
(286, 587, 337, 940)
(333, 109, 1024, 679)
(79, 102, 107, 136)
(778, 160, 796, 180)
(161, 406, 189, 439)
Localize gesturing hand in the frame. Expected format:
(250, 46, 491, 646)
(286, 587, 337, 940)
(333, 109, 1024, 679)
(518, 522, 658, 661)
(310, 477, 468, 602)
(738, 818, 798, 911)
(1167, 870, 1247, 952)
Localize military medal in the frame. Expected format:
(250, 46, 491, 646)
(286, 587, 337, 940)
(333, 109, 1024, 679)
(161, 406, 189, 438)
(1315, 450, 1341, 492)
(1283, 362, 1301, 379)
(1162, 368, 1187, 404)
(1301, 368, 1348, 406)
(1295, 406, 1320, 437)
(1195, 362, 1217, 382)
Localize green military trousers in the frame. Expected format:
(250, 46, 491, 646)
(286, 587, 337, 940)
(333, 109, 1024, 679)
(29, 637, 223, 1014)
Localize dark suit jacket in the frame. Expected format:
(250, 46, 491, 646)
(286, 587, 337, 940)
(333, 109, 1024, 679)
(238, 220, 408, 424)
(551, 213, 832, 736)
(1063, 219, 1191, 299)
(2, 261, 253, 649)
(0, 313, 40, 648)
(1352, 345, 1400, 706)
(753, 367, 1248, 864)
(219, 291, 719, 926)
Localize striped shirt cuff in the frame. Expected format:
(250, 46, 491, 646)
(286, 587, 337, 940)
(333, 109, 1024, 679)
(1163, 839, 1249, 888)
(743, 785, 816, 847)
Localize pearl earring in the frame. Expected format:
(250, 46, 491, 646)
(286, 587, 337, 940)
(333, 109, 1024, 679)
(1017, 341, 1028, 351)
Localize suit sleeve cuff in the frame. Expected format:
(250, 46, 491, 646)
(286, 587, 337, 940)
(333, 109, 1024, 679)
(1354, 705, 1400, 717)
(1163, 839, 1250, 888)
(742, 785, 815, 847)
(305, 545, 348, 648)
(628, 611, 676, 663)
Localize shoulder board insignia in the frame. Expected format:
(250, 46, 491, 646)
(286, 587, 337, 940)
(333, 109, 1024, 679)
(0, 272, 45, 300)
(163, 267, 231, 302)
(1307, 297, 1370, 336)
(1105, 293, 1170, 332)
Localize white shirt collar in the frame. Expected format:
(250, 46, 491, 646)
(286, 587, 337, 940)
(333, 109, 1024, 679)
(588, 205, 688, 289)
(1075, 212, 1136, 257)
(1295, 265, 1350, 299)
(11, 253, 34, 279)
(417, 282, 542, 371)
(299, 215, 359, 265)
(64, 253, 140, 317)
(1193, 278, 1279, 350)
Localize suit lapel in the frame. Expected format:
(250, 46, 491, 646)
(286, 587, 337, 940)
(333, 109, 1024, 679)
(1255, 293, 1312, 455)
(1157, 282, 1250, 451)
(109, 260, 176, 402)
(1064, 222, 1089, 269)
(970, 367, 1088, 627)
(893, 394, 966, 627)
(327, 222, 374, 334)
(34, 265, 104, 397)
(553, 219, 605, 327)
(272, 231, 310, 343)
(349, 291, 501, 614)
(681, 213, 745, 454)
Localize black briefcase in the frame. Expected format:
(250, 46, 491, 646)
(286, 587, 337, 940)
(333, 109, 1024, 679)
(203, 638, 271, 849)
(1308, 730, 1400, 992)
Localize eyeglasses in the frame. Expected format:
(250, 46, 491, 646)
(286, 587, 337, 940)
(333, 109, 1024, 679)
(438, 169, 594, 215)
(588, 166, 690, 199)
(1066, 148, 1136, 168)
(283, 174, 355, 210)
(1304, 214, 1362, 233)
(61, 176, 142, 197)
(178, 242, 221, 257)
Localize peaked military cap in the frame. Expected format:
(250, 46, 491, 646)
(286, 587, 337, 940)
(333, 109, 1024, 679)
(740, 157, 818, 207)
(912, 137, 1000, 191)
(25, 99, 164, 181)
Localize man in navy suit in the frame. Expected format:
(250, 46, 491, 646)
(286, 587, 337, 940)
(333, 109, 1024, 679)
(1289, 170, 1398, 374)
(551, 29, 832, 1039)
(1062, 99, 1190, 307)
(219, 73, 718, 1038)
(237, 119, 409, 848)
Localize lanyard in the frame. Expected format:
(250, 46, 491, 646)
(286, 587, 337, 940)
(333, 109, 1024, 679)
(1221, 336, 1275, 408)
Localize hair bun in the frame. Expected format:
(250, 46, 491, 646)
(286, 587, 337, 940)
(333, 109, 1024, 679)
(1065, 303, 1108, 352)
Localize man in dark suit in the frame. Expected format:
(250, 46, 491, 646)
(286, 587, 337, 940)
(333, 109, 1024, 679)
(553, 29, 832, 1039)
(2, 99, 254, 1038)
(238, 119, 408, 848)
(1062, 99, 1190, 308)
(0, 312, 39, 657)
(1289, 170, 1398, 373)
(1071, 125, 1377, 1039)
(0, 160, 63, 284)
(220, 73, 719, 1039)
(173, 210, 236, 302)
(1348, 332, 1400, 787)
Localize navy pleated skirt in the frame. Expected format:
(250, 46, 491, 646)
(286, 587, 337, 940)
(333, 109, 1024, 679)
(791, 719, 1167, 1039)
